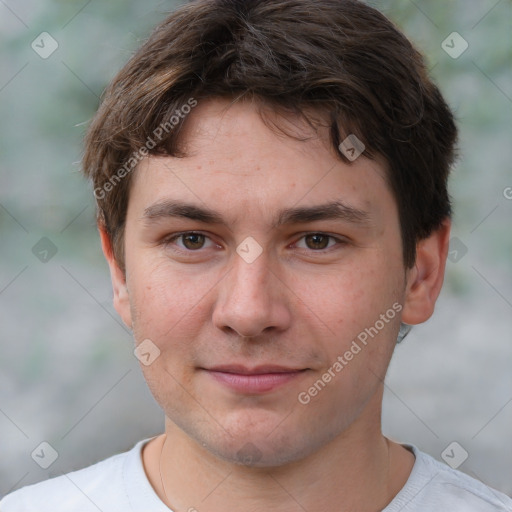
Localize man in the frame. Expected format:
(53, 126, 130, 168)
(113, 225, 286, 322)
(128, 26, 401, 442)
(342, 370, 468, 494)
(2, 0, 511, 510)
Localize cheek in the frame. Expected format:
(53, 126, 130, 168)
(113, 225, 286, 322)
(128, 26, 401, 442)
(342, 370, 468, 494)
(128, 257, 225, 383)
(129, 257, 205, 327)
(129, 262, 207, 407)
(294, 258, 402, 388)
(293, 262, 396, 336)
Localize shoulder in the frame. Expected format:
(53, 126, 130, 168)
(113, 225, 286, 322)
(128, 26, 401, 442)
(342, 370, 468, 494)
(386, 445, 512, 512)
(0, 438, 151, 512)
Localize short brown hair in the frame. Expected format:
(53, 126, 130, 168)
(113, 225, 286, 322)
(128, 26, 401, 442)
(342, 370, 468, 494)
(82, 0, 457, 272)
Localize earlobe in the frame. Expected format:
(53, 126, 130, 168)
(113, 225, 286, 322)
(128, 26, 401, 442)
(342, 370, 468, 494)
(401, 219, 451, 326)
(98, 224, 133, 329)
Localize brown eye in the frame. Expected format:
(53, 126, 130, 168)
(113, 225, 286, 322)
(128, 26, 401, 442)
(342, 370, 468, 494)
(163, 231, 219, 255)
(180, 233, 206, 250)
(304, 234, 331, 250)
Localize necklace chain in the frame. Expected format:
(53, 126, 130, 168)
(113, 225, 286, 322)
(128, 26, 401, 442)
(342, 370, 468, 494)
(159, 434, 170, 507)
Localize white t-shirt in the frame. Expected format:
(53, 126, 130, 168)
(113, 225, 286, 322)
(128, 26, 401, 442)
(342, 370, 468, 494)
(1, 438, 511, 511)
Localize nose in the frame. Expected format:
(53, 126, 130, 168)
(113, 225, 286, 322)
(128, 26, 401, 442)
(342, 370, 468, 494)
(212, 247, 292, 338)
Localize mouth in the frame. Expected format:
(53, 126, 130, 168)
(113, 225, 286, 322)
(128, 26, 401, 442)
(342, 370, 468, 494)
(200, 365, 309, 394)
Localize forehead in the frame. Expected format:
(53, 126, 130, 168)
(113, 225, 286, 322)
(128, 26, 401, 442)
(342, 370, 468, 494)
(128, 98, 395, 226)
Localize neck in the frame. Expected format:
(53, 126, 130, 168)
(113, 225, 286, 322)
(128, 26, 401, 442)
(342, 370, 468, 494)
(144, 393, 414, 511)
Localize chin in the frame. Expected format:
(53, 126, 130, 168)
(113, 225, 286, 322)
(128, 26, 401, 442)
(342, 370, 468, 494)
(192, 421, 327, 469)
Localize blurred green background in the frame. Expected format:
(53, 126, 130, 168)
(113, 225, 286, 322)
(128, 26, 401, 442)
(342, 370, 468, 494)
(1, 0, 511, 498)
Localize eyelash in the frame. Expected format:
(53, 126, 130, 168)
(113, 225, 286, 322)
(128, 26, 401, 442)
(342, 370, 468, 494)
(162, 231, 347, 255)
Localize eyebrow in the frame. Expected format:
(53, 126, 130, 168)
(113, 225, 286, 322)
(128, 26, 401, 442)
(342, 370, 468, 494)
(142, 199, 372, 228)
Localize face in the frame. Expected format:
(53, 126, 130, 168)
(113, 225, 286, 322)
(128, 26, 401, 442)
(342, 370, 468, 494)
(107, 98, 429, 467)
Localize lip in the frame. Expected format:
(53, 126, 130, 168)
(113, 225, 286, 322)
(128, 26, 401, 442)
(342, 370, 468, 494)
(202, 365, 308, 394)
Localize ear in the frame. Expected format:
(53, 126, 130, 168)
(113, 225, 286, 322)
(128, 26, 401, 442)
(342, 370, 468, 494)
(401, 219, 451, 325)
(98, 224, 133, 329)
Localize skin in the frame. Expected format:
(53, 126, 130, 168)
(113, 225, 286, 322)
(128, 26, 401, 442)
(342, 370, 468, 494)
(100, 97, 450, 511)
